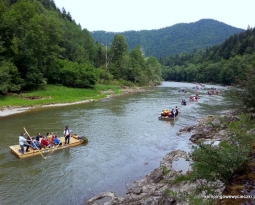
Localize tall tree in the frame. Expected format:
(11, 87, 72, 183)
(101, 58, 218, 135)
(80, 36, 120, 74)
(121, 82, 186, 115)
(110, 35, 128, 79)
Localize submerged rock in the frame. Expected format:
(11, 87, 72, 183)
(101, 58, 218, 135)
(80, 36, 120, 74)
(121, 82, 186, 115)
(86, 192, 118, 205)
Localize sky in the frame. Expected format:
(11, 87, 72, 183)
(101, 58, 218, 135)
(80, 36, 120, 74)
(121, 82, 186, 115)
(53, 0, 254, 32)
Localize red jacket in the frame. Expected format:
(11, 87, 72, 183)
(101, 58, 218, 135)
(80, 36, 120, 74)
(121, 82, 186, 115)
(41, 138, 50, 146)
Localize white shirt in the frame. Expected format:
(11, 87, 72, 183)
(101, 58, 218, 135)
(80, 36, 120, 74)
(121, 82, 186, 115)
(63, 128, 71, 136)
(19, 136, 27, 145)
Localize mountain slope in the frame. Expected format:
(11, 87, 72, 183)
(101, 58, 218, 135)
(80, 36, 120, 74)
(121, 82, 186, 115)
(90, 19, 244, 58)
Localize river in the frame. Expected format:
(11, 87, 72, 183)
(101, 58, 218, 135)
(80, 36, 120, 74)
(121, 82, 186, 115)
(0, 82, 239, 205)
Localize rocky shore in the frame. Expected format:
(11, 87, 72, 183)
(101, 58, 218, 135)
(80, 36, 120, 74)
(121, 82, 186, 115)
(86, 111, 240, 205)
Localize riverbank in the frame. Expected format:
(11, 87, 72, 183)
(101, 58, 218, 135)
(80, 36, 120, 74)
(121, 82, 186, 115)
(86, 110, 253, 205)
(0, 87, 146, 117)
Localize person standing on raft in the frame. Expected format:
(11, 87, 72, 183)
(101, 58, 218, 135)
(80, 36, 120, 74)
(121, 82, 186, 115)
(63, 126, 71, 146)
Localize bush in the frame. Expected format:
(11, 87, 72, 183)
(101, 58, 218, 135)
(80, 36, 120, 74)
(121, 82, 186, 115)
(119, 79, 135, 87)
(58, 60, 98, 88)
(190, 142, 251, 184)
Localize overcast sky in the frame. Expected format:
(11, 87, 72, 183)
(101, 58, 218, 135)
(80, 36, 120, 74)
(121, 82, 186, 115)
(53, 0, 254, 32)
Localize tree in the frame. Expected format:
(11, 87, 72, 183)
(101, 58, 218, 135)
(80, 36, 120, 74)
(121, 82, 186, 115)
(237, 66, 255, 113)
(1, 1, 47, 87)
(58, 60, 98, 88)
(94, 43, 105, 68)
(130, 45, 145, 69)
(0, 61, 24, 94)
(145, 56, 162, 85)
(110, 35, 128, 79)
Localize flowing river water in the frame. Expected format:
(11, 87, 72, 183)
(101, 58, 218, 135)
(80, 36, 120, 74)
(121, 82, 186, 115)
(0, 82, 239, 205)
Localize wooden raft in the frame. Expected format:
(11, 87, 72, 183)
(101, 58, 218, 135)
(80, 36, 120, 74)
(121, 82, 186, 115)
(158, 114, 179, 121)
(10, 136, 83, 159)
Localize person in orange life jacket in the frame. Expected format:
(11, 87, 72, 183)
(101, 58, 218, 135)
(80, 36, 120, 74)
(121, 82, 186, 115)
(50, 135, 55, 144)
(47, 132, 54, 143)
(63, 126, 71, 145)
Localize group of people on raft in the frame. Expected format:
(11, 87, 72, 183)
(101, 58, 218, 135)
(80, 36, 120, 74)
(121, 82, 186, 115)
(181, 89, 199, 105)
(182, 94, 198, 103)
(178, 89, 187, 93)
(192, 86, 203, 90)
(161, 107, 179, 118)
(207, 90, 219, 95)
(18, 126, 72, 154)
(189, 95, 198, 101)
(181, 99, 187, 105)
(194, 82, 205, 87)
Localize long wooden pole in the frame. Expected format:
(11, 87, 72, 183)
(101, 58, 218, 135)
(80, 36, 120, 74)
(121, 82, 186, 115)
(23, 127, 46, 159)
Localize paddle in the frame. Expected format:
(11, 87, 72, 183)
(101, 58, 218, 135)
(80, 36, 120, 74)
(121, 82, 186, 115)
(23, 127, 46, 159)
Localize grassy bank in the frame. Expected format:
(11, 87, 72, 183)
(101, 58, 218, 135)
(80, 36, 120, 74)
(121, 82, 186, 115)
(0, 84, 124, 109)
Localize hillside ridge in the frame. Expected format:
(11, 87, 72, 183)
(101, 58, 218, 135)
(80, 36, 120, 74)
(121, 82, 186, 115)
(90, 19, 244, 58)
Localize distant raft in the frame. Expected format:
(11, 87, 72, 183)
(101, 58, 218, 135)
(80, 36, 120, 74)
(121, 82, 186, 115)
(10, 135, 87, 159)
(158, 113, 179, 121)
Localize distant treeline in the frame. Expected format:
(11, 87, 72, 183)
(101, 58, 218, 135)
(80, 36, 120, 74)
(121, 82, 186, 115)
(160, 27, 255, 85)
(0, 0, 162, 95)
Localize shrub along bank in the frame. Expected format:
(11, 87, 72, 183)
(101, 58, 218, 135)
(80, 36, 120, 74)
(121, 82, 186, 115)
(169, 112, 255, 204)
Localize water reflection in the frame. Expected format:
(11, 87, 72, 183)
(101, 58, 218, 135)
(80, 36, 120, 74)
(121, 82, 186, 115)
(172, 157, 191, 173)
(0, 82, 239, 205)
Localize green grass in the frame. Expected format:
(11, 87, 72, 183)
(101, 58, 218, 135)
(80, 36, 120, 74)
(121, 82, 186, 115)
(172, 173, 192, 184)
(0, 84, 122, 108)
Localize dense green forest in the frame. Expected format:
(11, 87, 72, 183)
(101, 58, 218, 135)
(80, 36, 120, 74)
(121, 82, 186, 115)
(0, 0, 162, 95)
(160, 27, 255, 84)
(90, 19, 244, 58)
(1, 0, 255, 114)
(160, 27, 255, 112)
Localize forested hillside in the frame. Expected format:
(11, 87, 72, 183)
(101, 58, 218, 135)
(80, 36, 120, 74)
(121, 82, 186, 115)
(90, 19, 244, 58)
(0, 0, 162, 95)
(160, 26, 255, 85)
